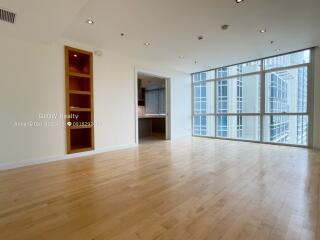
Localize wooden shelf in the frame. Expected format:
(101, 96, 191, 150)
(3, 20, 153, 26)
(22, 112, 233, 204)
(69, 147, 93, 154)
(69, 72, 91, 78)
(69, 90, 91, 95)
(69, 111, 91, 124)
(69, 107, 91, 112)
(65, 46, 94, 154)
(69, 125, 92, 129)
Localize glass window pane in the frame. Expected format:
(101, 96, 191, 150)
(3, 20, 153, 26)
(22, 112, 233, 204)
(263, 115, 308, 145)
(217, 115, 260, 141)
(216, 74, 260, 113)
(265, 67, 308, 113)
(204, 70, 215, 80)
(191, 49, 310, 146)
(194, 82, 215, 114)
(216, 61, 261, 78)
(192, 70, 215, 82)
(264, 50, 310, 70)
(193, 116, 215, 137)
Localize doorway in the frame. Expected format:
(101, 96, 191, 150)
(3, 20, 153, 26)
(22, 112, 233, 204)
(135, 71, 170, 144)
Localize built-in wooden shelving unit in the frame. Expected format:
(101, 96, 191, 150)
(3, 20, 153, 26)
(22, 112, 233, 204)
(65, 46, 94, 154)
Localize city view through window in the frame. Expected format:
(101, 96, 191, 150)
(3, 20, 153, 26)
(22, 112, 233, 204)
(192, 49, 310, 145)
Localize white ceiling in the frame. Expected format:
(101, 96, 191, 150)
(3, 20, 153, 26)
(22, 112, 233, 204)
(0, 0, 88, 42)
(1, 0, 320, 73)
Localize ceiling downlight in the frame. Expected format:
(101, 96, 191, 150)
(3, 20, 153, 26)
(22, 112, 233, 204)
(86, 19, 95, 25)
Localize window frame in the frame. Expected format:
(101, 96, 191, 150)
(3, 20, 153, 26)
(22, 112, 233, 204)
(191, 48, 313, 147)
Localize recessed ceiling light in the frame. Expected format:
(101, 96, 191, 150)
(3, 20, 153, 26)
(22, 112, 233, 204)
(86, 19, 95, 25)
(144, 42, 151, 46)
(276, 49, 281, 52)
(235, 0, 244, 3)
(260, 29, 267, 33)
(221, 24, 229, 30)
(73, 54, 78, 58)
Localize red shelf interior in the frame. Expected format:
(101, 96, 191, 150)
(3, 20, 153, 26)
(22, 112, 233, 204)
(69, 94, 91, 109)
(68, 51, 91, 74)
(70, 128, 92, 150)
(69, 76, 91, 91)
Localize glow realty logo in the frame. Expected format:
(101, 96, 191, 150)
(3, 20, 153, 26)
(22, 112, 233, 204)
(38, 113, 79, 120)
(13, 113, 79, 128)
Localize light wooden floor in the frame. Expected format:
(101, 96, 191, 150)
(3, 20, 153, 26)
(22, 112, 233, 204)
(0, 138, 319, 240)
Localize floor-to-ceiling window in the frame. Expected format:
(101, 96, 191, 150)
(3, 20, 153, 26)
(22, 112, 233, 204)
(192, 49, 311, 146)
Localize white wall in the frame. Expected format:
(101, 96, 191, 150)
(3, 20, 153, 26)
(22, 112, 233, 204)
(0, 36, 191, 167)
(0, 37, 65, 164)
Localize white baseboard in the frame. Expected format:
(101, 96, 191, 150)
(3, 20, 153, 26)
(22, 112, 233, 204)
(0, 143, 137, 171)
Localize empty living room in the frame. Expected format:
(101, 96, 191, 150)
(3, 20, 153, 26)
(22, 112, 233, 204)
(1, 0, 320, 239)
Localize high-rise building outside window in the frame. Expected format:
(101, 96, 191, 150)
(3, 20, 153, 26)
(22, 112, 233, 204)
(192, 49, 311, 146)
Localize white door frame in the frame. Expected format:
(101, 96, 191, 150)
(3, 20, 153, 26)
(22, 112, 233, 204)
(134, 68, 171, 144)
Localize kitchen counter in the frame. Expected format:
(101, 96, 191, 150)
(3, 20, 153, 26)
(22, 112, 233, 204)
(138, 115, 166, 138)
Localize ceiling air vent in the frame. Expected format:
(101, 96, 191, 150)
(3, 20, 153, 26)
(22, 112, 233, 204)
(0, 8, 16, 24)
